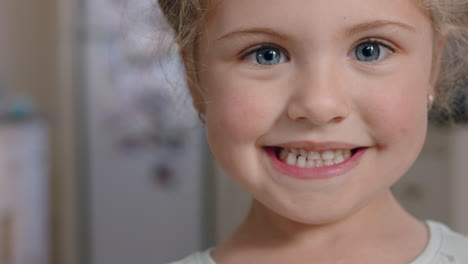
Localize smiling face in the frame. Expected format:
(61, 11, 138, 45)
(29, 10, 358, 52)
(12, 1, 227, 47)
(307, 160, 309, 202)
(197, 0, 437, 224)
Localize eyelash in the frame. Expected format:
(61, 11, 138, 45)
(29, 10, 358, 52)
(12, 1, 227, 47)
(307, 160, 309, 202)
(240, 38, 397, 65)
(241, 44, 289, 62)
(350, 38, 396, 61)
(356, 38, 396, 52)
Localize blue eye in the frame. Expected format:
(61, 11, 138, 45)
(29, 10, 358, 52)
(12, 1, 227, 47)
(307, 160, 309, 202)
(351, 40, 394, 62)
(245, 46, 288, 66)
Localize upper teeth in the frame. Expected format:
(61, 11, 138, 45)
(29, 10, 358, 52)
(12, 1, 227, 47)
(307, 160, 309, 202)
(279, 148, 352, 168)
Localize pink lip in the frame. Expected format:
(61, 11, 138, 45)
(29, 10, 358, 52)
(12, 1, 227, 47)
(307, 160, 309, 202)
(274, 141, 361, 152)
(265, 146, 367, 180)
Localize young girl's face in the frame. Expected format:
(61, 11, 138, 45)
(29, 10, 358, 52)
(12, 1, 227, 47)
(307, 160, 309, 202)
(198, 0, 437, 224)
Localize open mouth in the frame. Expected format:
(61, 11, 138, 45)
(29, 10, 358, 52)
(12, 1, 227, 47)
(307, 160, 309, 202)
(267, 147, 361, 169)
(264, 145, 367, 180)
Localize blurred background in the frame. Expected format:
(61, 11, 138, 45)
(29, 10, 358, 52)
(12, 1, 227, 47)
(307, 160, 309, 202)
(0, 0, 467, 264)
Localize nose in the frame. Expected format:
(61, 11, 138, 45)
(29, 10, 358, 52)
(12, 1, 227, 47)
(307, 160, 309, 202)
(287, 66, 351, 126)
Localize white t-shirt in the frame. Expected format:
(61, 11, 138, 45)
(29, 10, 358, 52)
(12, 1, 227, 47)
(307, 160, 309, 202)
(169, 221, 468, 264)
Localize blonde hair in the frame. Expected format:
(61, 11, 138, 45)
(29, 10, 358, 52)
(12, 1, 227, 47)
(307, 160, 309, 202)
(158, 0, 468, 121)
(157, 0, 209, 112)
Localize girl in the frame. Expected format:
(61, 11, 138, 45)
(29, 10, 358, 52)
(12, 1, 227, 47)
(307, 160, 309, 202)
(159, 0, 468, 263)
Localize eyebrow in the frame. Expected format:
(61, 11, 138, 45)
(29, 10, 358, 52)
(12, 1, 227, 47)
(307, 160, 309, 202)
(344, 20, 416, 36)
(215, 20, 416, 42)
(215, 28, 289, 42)
(216, 28, 286, 41)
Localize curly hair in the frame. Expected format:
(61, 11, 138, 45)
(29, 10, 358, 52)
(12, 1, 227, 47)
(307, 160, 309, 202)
(157, 0, 209, 112)
(158, 0, 468, 121)
(423, 0, 468, 121)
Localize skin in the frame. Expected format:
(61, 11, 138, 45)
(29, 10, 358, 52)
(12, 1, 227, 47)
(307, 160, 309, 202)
(193, 0, 442, 262)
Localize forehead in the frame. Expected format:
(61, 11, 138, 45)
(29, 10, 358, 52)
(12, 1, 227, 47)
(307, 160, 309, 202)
(204, 0, 431, 39)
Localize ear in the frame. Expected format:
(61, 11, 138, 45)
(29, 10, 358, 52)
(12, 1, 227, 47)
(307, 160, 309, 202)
(429, 29, 448, 94)
(180, 49, 206, 114)
(188, 82, 206, 114)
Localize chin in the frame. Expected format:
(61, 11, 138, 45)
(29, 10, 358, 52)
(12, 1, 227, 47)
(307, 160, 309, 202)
(293, 207, 359, 225)
(254, 192, 367, 227)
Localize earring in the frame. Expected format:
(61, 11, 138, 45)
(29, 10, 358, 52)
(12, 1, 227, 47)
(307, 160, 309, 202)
(427, 94, 434, 110)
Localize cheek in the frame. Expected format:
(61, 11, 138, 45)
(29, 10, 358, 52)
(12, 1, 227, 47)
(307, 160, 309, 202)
(206, 100, 264, 154)
(202, 76, 278, 186)
(211, 96, 266, 134)
(200, 61, 282, 144)
(366, 37, 433, 139)
(202, 77, 275, 150)
(379, 95, 426, 145)
(361, 73, 429, 149)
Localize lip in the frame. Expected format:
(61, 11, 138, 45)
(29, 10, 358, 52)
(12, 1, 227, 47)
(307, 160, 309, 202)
(264, 144, 367, 180)
(274, 141, 361, 152)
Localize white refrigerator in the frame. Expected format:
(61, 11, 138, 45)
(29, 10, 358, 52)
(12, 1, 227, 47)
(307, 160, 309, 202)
(82, 1, 211, 263)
